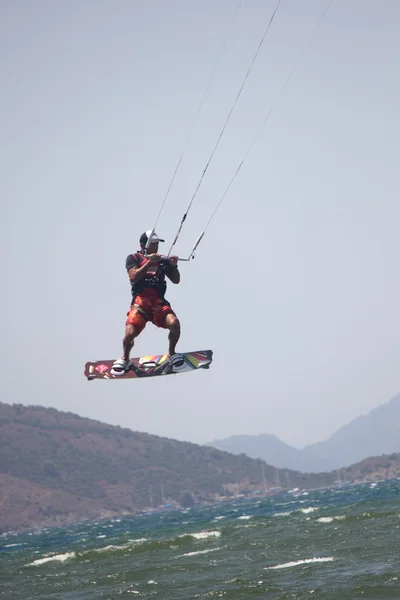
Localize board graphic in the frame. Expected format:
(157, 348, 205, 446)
(85, 350, 213, 380)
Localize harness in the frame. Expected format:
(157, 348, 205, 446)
(129, 252, 168, 301)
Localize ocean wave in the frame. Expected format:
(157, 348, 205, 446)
(266, 557, 334, 570)
(179, 530, 221, 541)
(317, 516, 345, 523)
(94, 538, 148, 553)
(26, 552, 76, 567)
(300, 507, 319, 514)
(273, 511, 293, 517)
(86, 531, 222, 557)
(178, 547, 221, 558)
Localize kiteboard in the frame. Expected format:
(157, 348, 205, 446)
(85, 350, 213, 380)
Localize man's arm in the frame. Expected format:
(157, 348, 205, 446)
(166, 256, 180, 284)
(126, 254, 160, 282)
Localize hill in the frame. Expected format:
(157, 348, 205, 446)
(342, 453, 400, 484)
(207, 394, 400, 471)
(1, 402, 400, 532)
(0, 402, 332, 532)
(206, 433, 334, 472)
(303, 394, 400, 469)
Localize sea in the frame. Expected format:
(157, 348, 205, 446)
(1, 480, 400, 599)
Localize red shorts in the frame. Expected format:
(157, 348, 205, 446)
(126, 292, 175, 334)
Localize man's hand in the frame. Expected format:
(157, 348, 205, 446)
(147, 253, 162, 265)
(169, 255, 179, 267)
(166, 256, 180, 283)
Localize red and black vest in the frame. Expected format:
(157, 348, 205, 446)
(129, 252, 168, 300)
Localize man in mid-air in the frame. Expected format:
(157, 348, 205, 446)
(112, 230, 182, 375)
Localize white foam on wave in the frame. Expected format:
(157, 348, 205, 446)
(300, 507, 319, 514)
(273, 511, 293, 517)
(5, 543, 26, 548)
(237, 515, 252, 520)
(179, 547, 221, 558)
(94, 538, 148, 553)
(189, 531, 221, 540)
(266, 557, 334, 570)
(317, 516, 345, 523)
(95, 545, 121, 552)
(26, 552, 76, 567)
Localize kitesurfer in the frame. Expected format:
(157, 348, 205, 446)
(112, 230, 182, 374)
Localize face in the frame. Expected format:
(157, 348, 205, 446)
(142, 240, 159, 254)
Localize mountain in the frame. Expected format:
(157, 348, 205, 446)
(303, 393, 400, 469)
(342, 452, 400, 484)
(206, 434, 334, 473)
(207, 394, 400, 472)
(1, 401, 400, 533)
(0, 402, 335, 532)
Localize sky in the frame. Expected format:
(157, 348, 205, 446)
(2, 0, 400, 449)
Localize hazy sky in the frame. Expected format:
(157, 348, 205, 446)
(2, 0, 400, 448)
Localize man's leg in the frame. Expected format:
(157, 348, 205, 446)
(113, 307, 146, 373)
(165, 313, 181, 355)
(122, 323, 138, 361)
(122, 306, 147, 359)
